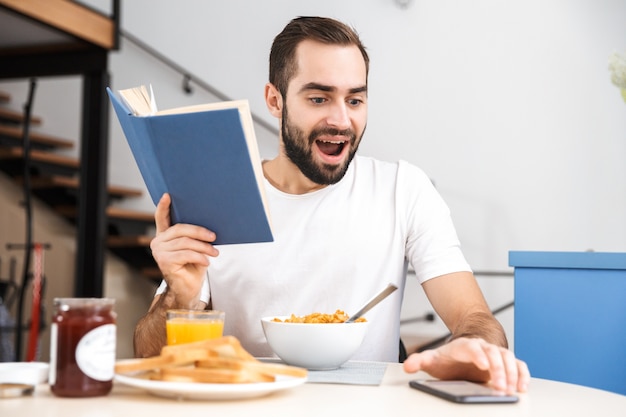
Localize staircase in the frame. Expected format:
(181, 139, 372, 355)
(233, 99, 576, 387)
(0, 89, 161, 282)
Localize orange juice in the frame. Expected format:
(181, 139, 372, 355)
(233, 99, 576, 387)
(166, 318, 224, 345)
(165, 309, 225, 345)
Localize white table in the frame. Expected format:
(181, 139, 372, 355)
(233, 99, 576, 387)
(2, 363, 625, 416)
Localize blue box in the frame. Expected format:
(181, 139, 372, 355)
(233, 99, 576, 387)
(509, 251, 626, 395)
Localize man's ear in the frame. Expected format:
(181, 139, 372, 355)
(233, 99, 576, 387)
(264, 82, 283, 118)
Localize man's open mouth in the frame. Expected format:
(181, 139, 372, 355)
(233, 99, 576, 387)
(316, 140, 346, 156)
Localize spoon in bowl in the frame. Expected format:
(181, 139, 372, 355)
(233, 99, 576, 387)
(344, 283, 398, 323)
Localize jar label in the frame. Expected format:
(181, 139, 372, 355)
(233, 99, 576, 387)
(49, 323, 58, 385)
(75, 324, 116, 381)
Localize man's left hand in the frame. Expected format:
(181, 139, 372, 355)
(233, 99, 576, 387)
(402, 337, 530, 394)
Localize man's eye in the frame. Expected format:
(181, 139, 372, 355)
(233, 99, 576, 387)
(348, 98, 363, 106)
(310, 97, 326, 104)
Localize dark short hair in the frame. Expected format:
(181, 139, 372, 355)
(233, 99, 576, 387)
(269, 16, 369, 97)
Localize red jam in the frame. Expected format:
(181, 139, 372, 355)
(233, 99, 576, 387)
(49, 298, 116, 397)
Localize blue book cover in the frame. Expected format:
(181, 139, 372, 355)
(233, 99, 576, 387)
(107, 87, 273, 245)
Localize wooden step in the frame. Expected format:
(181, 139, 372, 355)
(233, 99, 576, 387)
(108, 236, 159, 272)
(0, 91, 10, 103)
(107, 234, 153, 248)
(12, 175, 143, 207)
(106, 207, 155, 235)
(56, 205, 154, 221)
(107, 235, 158, 272)
(28, 175, 143, 199)
(0, 146, 79, 176)
(56, 205, 155, 235)
(0, 107, 42, 126)
(106, 206, 155, 222)
(0, 125, 74, 150)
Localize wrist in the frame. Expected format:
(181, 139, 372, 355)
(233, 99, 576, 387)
(164, 289, 206, 311)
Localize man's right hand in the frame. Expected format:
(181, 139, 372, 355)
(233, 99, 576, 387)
(150, 193, 220, 308)
(134, 193, 221, 357)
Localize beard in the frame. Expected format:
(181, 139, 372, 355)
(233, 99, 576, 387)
(281, 106, 364, 185)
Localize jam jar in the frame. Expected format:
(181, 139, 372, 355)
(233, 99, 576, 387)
(49, 298, 116, 397)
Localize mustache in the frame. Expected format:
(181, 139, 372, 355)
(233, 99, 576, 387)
(309, 127, 355, 141)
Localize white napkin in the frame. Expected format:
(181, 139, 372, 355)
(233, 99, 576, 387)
(305, 361, 388, 386)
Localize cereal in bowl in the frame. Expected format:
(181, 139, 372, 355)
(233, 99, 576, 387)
(273, 309, 366, 323)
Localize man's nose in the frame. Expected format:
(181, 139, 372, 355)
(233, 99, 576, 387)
(326, 101, 351, 130)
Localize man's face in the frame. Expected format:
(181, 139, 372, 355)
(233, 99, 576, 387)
(280, 40, 368, 185)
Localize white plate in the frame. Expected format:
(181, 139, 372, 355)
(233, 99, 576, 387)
(114, 371, 307, 401)
(0, 362, 49, 385)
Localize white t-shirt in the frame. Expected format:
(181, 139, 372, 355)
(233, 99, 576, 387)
(156, 156, 471, 362)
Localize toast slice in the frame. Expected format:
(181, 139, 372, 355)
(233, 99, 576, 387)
(158, 366, 275, 384)
(115, 336, 307, 384)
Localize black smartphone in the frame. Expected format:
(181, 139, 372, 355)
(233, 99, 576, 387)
(409, 379, 519, 404)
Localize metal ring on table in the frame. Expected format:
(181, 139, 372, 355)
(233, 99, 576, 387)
(0, 383, 35, 398)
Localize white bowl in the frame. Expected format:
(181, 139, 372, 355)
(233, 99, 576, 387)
(0, 362, 49, 385)
(261, 316, 369, 370)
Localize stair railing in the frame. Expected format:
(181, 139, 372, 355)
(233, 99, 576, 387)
(119, 30, 279, 137)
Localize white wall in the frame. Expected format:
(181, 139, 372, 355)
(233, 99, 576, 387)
(114, 0, 626, 265)
(2, 0, 625, 352)
(111, 0, 626, 344)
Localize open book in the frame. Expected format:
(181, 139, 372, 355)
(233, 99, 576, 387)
(107, 85, 273, 245)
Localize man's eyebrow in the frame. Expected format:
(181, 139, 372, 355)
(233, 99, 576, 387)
(299, 82, 368, 94)
(349, 86, 368, 94)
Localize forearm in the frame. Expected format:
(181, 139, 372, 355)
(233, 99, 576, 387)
(133, 297, 168, 358)
(133, 289, 206, 358)
(423, 272, 509, 349)
(133, 312, 167, 358)
(449, 310, 508, 348)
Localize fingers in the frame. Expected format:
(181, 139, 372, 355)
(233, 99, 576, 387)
(151, 192, 220, 283)
(468, 340, 527, 394)
(402, 350, 434, 374)
(150, 229, 219, 276)
(151, 231, 218, 259)
(516, 358, 531, 393)
(477, 342, 530, 394)
(501, 348, 519, 393)
(155, 193, 172, 234)
(153, 193, 219, 258)
(155, 193, 217, 240)
(480, 343, 510, 392)
(402, 338, 530, 394)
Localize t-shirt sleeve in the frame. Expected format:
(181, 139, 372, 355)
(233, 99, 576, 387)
(398, 161, 472, 283)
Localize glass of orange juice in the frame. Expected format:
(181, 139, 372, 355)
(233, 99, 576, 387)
(165, 309, 225, 345)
